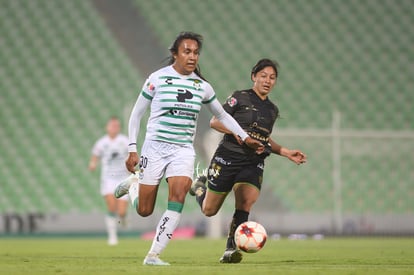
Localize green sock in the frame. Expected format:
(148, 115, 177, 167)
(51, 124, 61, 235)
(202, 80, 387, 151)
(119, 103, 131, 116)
(133, 197, 138, 210)
(167, 201, 184, 213)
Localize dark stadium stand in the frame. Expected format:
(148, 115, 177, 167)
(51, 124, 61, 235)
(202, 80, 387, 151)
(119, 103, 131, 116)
(1, 0, 413, 217)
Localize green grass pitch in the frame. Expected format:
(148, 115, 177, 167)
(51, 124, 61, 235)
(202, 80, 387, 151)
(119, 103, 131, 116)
(1, 237, 413, 274)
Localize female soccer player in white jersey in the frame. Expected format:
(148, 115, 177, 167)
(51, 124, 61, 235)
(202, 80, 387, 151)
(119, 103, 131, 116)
(89, 117, 130, 245)
(114, 31, 263, 265)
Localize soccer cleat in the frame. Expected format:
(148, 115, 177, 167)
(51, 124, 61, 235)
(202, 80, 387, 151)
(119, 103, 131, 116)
(143, 253, 170, 266)
(107, 237, 118, 246)
(219, 249, 243, 264)
(114, 174, 138, 198)
(188, 175, 207, 196)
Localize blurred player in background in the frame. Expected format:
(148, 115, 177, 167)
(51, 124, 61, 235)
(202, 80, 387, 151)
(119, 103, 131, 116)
(189, 58, 307, 263)
(88, 116, 130, 246)
(113, 31, 263, 266)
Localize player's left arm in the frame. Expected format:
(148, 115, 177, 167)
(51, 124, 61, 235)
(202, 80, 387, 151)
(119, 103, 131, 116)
(209, 91, 246, 144)
(210, 116, 232, 134)
(206, 98, 262, 150)
(269, 137, 307, 165)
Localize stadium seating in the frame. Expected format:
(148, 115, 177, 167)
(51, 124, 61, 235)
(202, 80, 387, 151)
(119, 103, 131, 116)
(1, 0, 412, 216)
(132, 0, 413, 214)
(0, 0, 142, 213)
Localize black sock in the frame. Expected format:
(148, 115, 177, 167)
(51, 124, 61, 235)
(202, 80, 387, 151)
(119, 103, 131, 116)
(226, 209, 249, 249)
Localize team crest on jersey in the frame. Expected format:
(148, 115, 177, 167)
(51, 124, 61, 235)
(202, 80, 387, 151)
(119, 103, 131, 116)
(226, 96, 238, 107)
(193, 79, 201, 90)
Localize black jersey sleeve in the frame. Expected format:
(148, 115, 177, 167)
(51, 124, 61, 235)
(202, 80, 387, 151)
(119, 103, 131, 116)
(222, 91, 241, 116)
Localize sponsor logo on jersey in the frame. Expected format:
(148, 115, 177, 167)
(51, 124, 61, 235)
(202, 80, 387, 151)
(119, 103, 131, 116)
(169, 109, 197, 119)
(176, 89, 193, 102)
(213, 156, 231, 165)
(146, 82, 155, 92)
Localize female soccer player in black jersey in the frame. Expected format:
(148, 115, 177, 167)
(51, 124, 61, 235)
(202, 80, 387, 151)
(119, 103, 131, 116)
(190, 58, 307, 263)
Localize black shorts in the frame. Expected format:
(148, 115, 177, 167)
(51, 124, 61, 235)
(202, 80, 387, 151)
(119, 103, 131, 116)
(206, 147, 264, 193)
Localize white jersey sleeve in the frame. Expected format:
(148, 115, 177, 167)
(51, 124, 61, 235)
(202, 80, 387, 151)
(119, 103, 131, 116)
(91, 138, 104, 157)
(204, 96, 249, 141)
(128, 94, 151, 152)
(127, 75, 154, 152)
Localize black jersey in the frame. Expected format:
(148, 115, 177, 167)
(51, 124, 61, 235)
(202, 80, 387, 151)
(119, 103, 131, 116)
(218, 89, 279, 157)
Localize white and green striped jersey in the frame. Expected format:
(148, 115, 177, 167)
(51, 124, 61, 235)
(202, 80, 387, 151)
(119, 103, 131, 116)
(137, 65, 216, 145)
(128, 65, 249, 152)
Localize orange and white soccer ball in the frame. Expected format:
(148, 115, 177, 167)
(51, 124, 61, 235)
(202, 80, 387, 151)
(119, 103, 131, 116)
(234, 221, 267, 253)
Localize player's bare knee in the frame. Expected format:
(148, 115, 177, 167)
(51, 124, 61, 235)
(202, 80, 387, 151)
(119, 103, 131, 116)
(138, 210, 152, 217)
(236, 200, 255, 211)
(137, 207, 153, 217)
(202, 207, 218, 217)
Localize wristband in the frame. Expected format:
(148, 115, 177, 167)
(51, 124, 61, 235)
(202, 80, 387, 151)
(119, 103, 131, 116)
(128, 143, 137, 152)
(239, 132, 249, 141)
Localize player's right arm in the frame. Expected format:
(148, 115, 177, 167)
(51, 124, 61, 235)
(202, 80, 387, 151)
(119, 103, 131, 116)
(89, 139, 102, 171)
(127, 94, 150, 152)
(88, 155, 99, 171)
(126, 79, 153, 173)
(126, 93, 148, 173)
(125, 152, 139, 174)
(126, 93, 150, 173)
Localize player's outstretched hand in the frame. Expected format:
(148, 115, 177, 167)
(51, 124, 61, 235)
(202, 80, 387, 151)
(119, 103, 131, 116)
(126, 152, 139, 173)
(244, 136, 264, 151)
(286, 150, 307, 165)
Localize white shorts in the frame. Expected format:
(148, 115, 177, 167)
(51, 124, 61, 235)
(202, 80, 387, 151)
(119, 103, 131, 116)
(138, 140, 195, 185)
(100, 177, 129, 201)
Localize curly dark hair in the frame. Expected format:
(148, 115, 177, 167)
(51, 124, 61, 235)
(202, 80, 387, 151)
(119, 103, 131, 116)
(167, 31, 206, 81)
